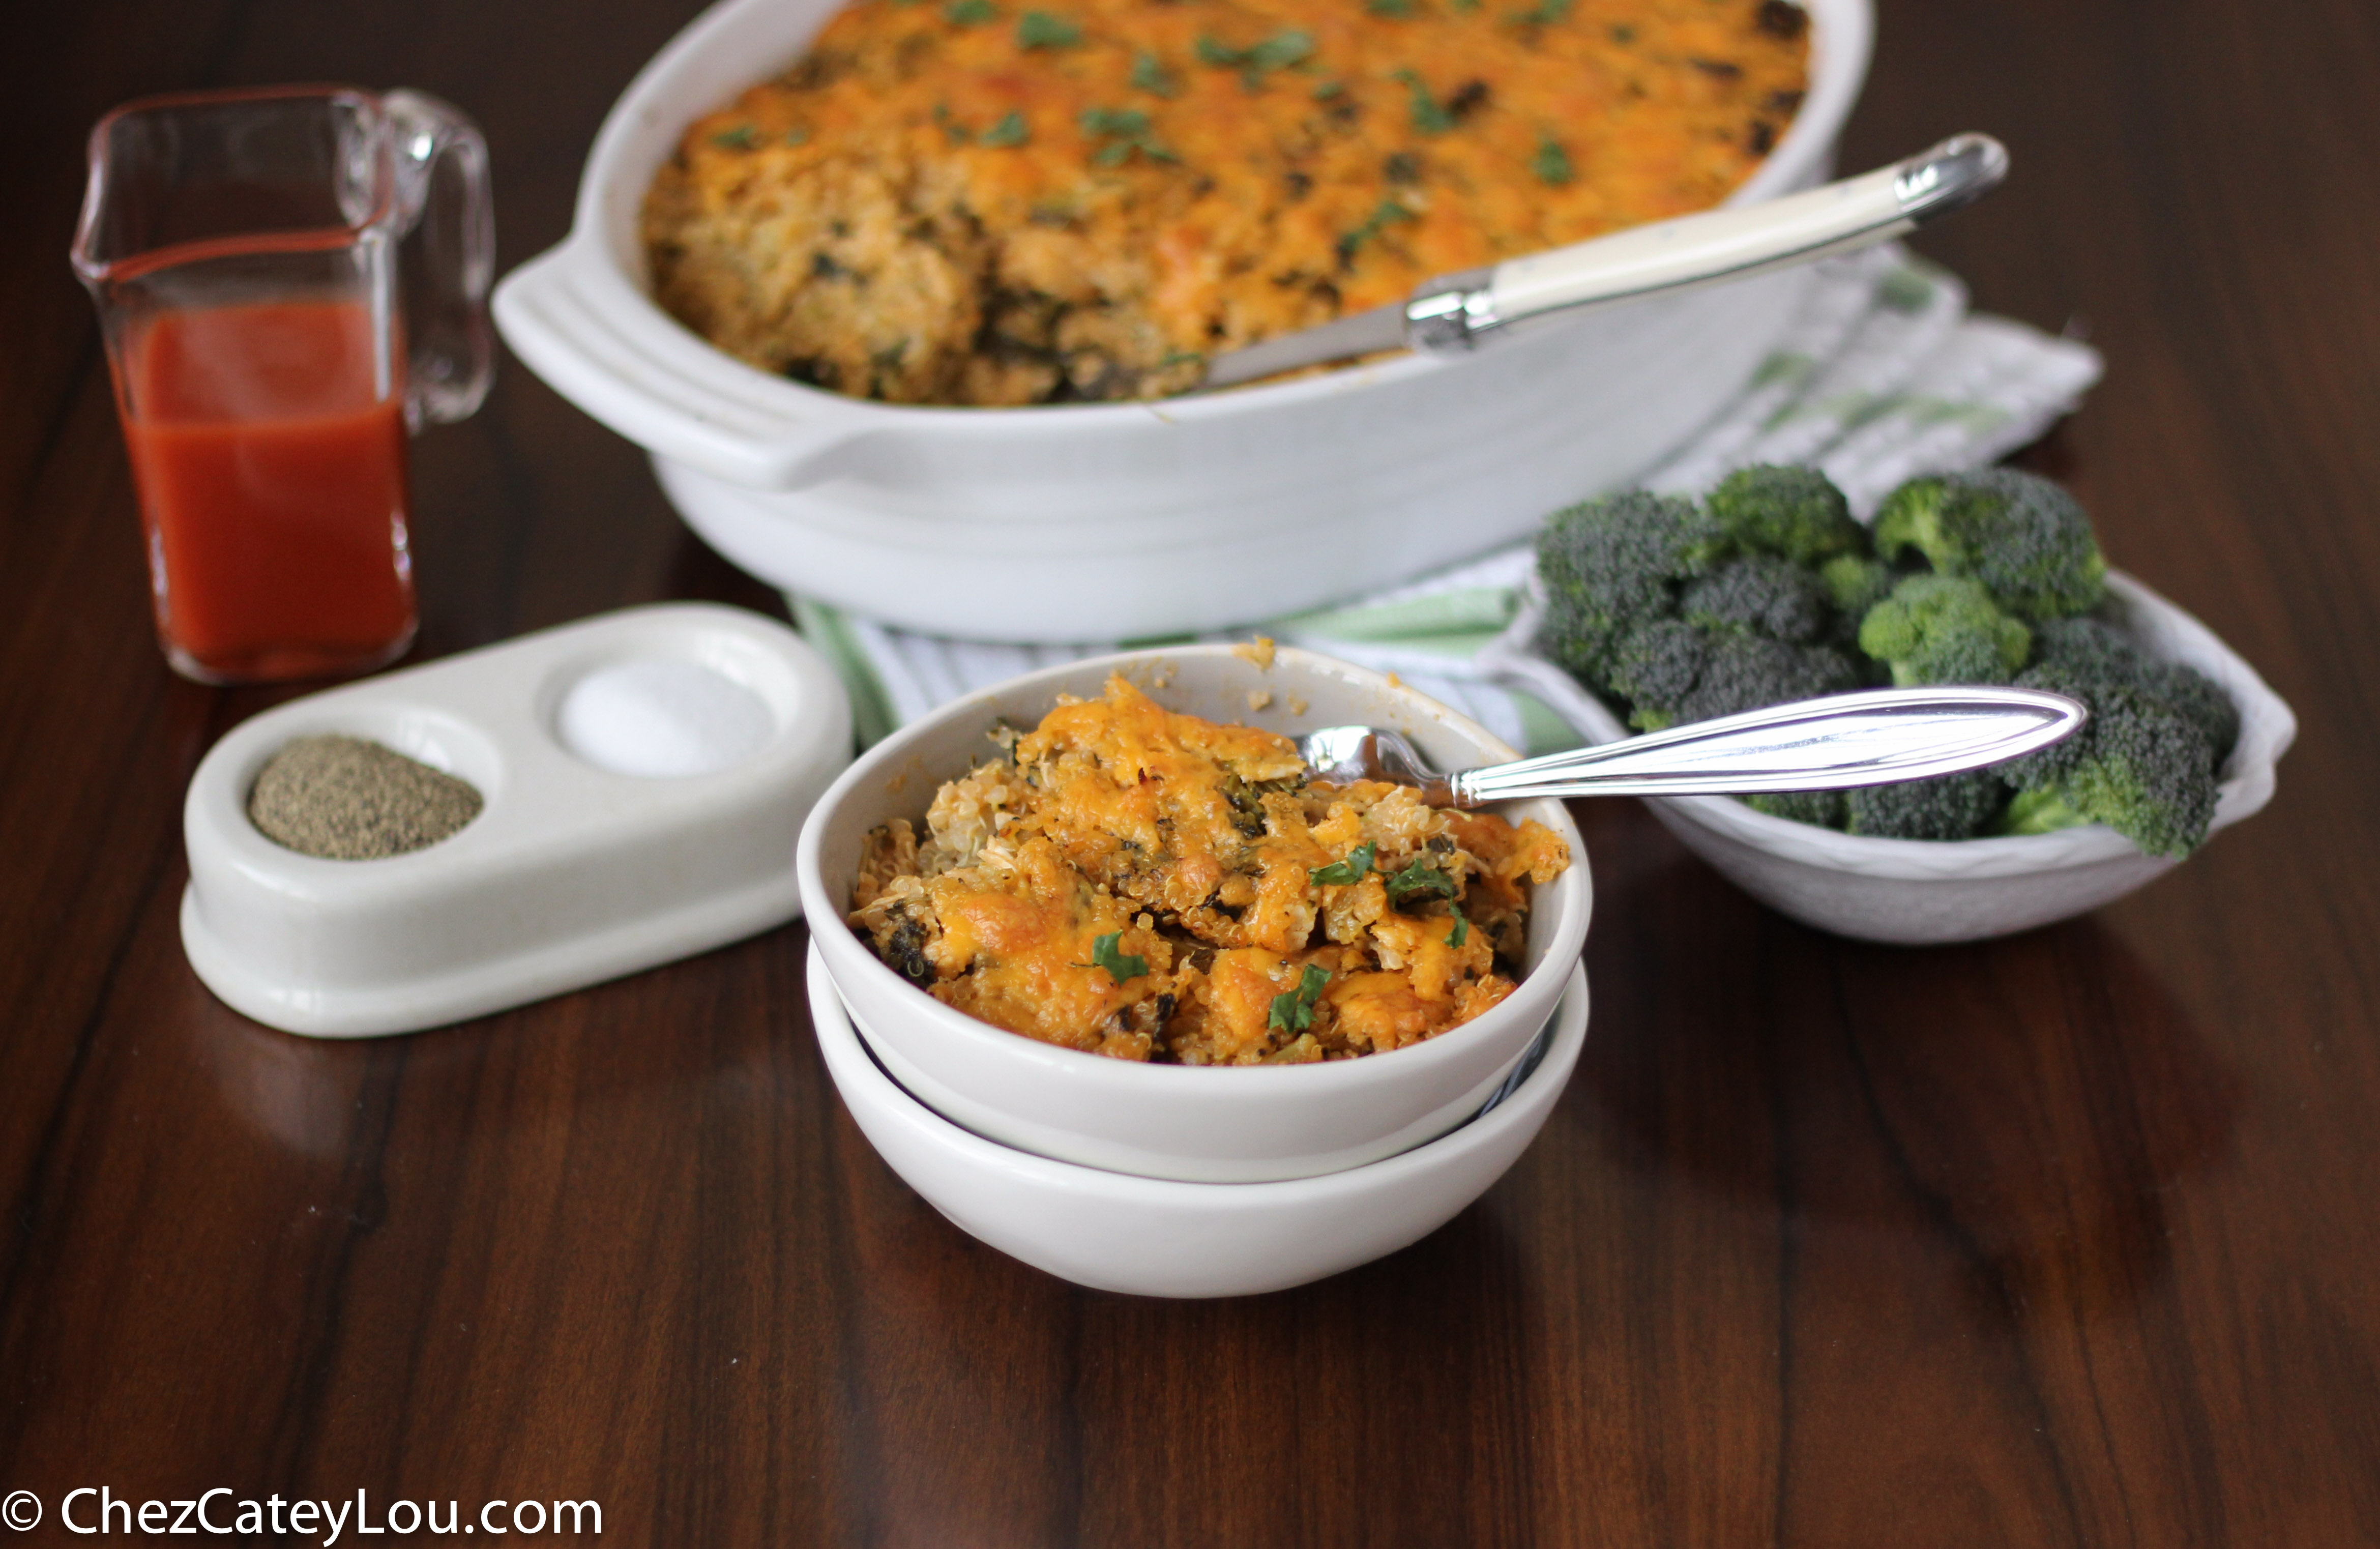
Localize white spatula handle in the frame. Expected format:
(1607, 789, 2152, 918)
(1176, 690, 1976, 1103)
(1405, 134, 2008, 354)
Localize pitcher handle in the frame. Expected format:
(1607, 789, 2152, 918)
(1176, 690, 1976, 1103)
(383, 89, 496, 429)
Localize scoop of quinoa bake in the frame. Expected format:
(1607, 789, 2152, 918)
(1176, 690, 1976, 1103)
(644, 0, 1809, 405)
(847, 676, 1572, 1063)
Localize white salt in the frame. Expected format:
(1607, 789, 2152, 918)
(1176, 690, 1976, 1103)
(556, 659, 775, 778)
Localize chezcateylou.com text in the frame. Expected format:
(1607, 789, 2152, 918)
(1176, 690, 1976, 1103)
(21, 1488, 600, 1539)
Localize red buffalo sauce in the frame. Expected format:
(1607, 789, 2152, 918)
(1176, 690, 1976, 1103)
(117, 300, 416, 682)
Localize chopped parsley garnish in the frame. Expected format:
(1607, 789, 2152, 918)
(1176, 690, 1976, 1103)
(1248, 29, 1315, 69)
(1082, 931, 1149, 985)
(1337, 196, 1417, 261)
(934, 102, 972, 143)
(1157, 348, 1207, 370)
(1532, 135, 1574, 186)
(944, 0, 998, 24)
(980, 109, 1031, 146)
(1080, 105, 1178, 165)
(783, 126, 811, 147)
(1445, 903, 1470, 948)
(1309, 840, 1377, 887)
(1131, 50, 1180, 97)
(1311, 78, 1345, 100)
(710, 124, 758, 150)
(1267, 963, 1331, 1034)
(1608, 22, 1635, 42)
(1016, 10, 1080, 47)
(1393, 69, 1457, 134)
(1197, 28, 1314, 90)
(1385, 855, 1458, 905)
(1368, 0, 1417, 14)
(1508, 0, 1570, 23)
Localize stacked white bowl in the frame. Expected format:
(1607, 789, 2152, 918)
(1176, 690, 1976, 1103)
(794, 648, 1593, 1297)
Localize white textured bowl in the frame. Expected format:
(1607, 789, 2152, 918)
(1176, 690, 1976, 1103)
(492, 0, 1871, 641)
(809, 939, 1587, 1297)
(794, 647, 1592, 1181)
(1481, 572, 2296, 944)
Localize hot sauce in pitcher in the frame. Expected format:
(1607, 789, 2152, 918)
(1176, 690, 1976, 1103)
(120, 301, 417, 681)
(73, 85, 493, 684)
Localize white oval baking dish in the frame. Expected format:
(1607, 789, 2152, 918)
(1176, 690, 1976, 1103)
(493, 0, 1872, 641)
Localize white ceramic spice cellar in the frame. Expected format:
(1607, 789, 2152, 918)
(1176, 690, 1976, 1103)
(182, 604, 852, 1036)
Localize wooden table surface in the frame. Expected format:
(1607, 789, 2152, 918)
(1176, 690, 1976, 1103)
(6, 1, 2377, 1543)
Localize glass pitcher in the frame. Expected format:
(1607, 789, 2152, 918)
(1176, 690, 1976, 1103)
(71, 85, 494, 684)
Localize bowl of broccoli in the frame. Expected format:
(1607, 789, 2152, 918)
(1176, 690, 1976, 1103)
(1480, 464, 2296, 944)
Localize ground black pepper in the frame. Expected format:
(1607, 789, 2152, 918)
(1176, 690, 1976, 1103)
(247, 735, 483, 860)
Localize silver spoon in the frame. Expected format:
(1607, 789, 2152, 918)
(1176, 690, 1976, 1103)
(1298, 686, 2085, 807)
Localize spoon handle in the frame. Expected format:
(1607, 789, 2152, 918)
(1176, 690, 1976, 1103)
(1452, 686, 2086, 804)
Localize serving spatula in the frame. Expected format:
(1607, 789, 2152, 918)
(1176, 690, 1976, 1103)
(1200, 133, 2008, 391)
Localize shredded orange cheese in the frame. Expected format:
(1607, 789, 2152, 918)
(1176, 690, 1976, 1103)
(849, 675, 1569, 1062)
(645, 0, 1809, 403)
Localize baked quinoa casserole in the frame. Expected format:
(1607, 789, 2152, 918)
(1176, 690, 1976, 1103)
(644, 0, 1811, 405)
(848, 676, 1572, 1063)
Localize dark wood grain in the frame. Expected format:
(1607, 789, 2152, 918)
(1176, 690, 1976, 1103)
(4, 1, 2377, 1543)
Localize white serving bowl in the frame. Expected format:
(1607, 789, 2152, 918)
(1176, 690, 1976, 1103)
(794, 646, 1592, 1182)
(1481, 572, 2297, 944)
(809, 940, 1588, 1297)
(492, 0, 1872, 641)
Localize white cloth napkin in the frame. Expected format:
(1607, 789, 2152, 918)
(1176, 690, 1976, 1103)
(789, 246, 2104, 752)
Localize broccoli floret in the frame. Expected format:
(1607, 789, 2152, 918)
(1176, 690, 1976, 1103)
(1857, 574, 2033, 686)
(1817, 553, 1899, 659)
(1611, 626, 1859, 732)
(1536, 491, 1730, 682)
(2002, 617, 2237, 857)
(2027, 617, 2241, 764)
(2044, 695, 2218, 857)
(2146, 656, 2242, 765)
(1606, 619, 1708, 726)
(1872, 467, 2108, 619)
(1820, 553, 1896, 618)
(1672, 634, 1861, 727)
(1844, 769, 2007, 840)
(2018, 614, 2131, 675)
(1706, 464, 1868, 565)
(1996, 786, 2091, 836)
(1680, 555, 1832, 642)
(1741, 789, 1847, 828)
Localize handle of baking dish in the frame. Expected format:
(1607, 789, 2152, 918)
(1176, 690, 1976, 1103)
(490, 238, 858, 489)
(1405, 134, 2009, 354)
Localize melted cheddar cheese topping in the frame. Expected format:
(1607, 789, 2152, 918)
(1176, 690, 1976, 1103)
(645, 0, 1810, 404)
(850, 675, 1570, 1062)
